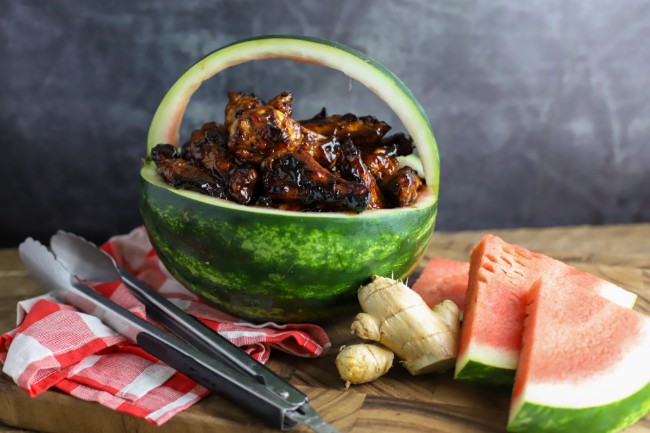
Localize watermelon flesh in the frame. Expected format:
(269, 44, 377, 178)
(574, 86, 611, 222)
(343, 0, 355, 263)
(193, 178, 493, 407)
(412, 258, 469, 313)
(455, 235, 638, 386)
(508, 270, 650, 433)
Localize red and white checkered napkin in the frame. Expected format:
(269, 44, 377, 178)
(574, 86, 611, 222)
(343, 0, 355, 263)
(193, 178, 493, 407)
(0, 227, 331, 425)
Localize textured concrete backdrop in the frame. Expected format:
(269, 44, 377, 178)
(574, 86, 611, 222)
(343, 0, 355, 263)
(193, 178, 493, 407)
(1, 0, 649, 246)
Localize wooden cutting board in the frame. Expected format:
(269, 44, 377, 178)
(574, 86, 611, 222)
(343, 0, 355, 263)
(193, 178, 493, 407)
(1, 224, 649, 433)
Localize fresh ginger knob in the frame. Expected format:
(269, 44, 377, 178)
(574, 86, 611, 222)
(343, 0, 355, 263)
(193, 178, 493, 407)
(336, 344, 394, 387)
(351, 275, 460, 376)
(350, 312, 381, 341)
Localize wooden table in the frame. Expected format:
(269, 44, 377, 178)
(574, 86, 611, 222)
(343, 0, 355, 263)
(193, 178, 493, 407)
(1, 224, 649, 432)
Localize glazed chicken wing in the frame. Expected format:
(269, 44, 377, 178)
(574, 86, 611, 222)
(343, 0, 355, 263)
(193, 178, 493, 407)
(262, 149, 370, 212)
(182, 121, 229, 159)
(183, 122, 258, 205)
(300, 128, 339, 169)
(267, 91, 293, 117)
(370, 133, 415, 157)
(225, 92, 263, 129)
(337, 140, 385, 209)
(300, 113, 391, 147)
(151, 144, 227, 198)
(362, 152, 400, 187)
(385, 166, 423, 207)
(228, 105, 303, 164)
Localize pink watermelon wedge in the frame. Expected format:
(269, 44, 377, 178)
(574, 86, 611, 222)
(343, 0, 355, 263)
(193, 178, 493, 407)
(454, 234, 638, 386)
(508, 270, 650, 433)
(412, 258, 469, 313)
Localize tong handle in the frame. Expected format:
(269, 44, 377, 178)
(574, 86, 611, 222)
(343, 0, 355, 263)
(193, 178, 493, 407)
(136, 331, 299, 429)
(117, 266, 307, 407)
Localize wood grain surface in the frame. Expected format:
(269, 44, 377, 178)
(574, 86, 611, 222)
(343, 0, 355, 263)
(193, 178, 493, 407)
(1, 224, 649, 433)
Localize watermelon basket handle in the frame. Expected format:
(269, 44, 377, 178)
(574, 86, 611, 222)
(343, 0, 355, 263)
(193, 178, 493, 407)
(146, 35, 439, 194)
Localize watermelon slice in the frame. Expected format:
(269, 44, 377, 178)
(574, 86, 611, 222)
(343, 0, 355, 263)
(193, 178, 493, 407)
(508, 271, 650, 433)
(412, 258, 469, 313)
(455, 235, 638, 386)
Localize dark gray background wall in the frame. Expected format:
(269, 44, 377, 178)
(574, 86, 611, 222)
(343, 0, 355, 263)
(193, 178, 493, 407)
(1, 0, 649, 247)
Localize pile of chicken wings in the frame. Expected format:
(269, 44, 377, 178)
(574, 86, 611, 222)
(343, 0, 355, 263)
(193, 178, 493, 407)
(151, 92, 424, 212)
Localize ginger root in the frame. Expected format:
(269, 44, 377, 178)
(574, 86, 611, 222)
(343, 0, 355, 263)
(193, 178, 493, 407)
(335, 344, 394, 387)
(351, 275, 460, 375)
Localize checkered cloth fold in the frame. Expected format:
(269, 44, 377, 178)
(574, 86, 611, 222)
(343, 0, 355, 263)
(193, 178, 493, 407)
(0, 227, 331, 425)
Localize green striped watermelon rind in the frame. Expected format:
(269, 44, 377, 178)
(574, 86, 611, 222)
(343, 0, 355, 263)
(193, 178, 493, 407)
(140, 35, 440, 322)
(141, 163, 437, 322)
(507, 381, 650, 433)
(454, 337, 519, 387)
(454, 359, 515, 388)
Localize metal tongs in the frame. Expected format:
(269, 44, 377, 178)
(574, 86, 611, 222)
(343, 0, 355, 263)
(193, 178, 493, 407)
(18, 231, 340, 433)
